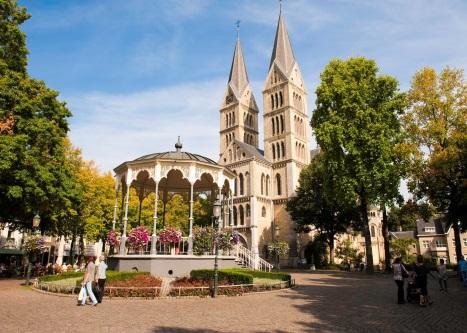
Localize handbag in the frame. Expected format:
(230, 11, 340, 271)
(77, 286, 85, 301)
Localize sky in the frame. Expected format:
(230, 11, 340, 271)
(20, 0, 467, 174)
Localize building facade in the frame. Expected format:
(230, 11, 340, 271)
(218, 11, 309, 264)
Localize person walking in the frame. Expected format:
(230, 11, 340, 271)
(78, 256, 98, 306)
(413, 255, 434, 307)
(393, 257, 408, 304)
(437, 259, 448, 292)
(95, 255, 108, 303)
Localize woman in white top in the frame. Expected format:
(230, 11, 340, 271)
(95, 255, 108, 303)
(393, 257, 408, 304)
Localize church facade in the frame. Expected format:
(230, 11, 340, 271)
(218, 11, 310, 264)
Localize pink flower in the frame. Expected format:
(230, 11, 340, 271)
(158, 228, 182, 244)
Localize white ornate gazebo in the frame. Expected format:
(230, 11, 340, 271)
(111, 138, 236, 255)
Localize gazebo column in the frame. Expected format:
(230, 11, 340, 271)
(119, 187, 130, 255)
(111, 187, 119, 230)
(188, 182, 194, 255)
(150, 181, 159, 254)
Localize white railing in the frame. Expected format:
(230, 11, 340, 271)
(126, 237, 190, 255)
(235, 244, 273, 272)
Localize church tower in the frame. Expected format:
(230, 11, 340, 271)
(219, 33, 259, 156)
(262, 10, 310, 197)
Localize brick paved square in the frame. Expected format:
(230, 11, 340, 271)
(1, 271, 466, 333)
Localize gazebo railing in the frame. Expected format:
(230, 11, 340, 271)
(126, 237, 190, 255)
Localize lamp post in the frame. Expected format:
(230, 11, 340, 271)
(212, 197, 222, 298)
(26, 213, 41, 286)
(274, 225, 280, 270)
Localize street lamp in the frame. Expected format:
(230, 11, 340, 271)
(26, 213, 41, 286)
(32, 214, 41, 230)
(274, 225, 280, 270)
(212, 196, 222, 298)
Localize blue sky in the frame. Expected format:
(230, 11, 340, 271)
(20, 0, 467, 173)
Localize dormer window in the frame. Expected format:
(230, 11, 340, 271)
(423, 227, 435, 232)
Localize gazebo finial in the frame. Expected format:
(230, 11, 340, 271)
(175, 136, 183, 152)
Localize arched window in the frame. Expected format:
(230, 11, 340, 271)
(232, 113, 235, 125)
(274, 93, 278, 109)
(272, 144, 276, 160)
(266, 175, 270, 195)
(271, 94, 274, 109)
(280, 115, 284, 133)
(261, 173, 265, 195)
(246, 204, 250, 217)
(239, 205, 244, 225)
(272, 118, 275, 135)
(245, 172, 250, 195)
(276, 143, 281, 158)
(276, 173, 282, 195)
(279, 91, 283, 106)
(370, 225, 376, 237)
(239, 173, 244, 196)
(261, 206, 266, 217)
(233, 206, 238, 226)
(228, 149, 232, 162)
(234, 178, 238, 196)
(275, 116, 280, 134)
(281, 141, 286, 157)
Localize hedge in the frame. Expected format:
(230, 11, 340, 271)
(190, 269, 253, 284)
(39, 271, 83, 282)
(222, 269, 291, 282)
(39, 271, 149, 284)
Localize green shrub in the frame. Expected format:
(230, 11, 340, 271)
(222, 269, 291, 282)
(446, 263, 458, 271)
(322, 263, 341, 271)
(190, 269, 253, 284)
(39, 271, 83, 282)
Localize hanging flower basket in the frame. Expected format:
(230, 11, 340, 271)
(106, 230, 120, 248)
(23, 235, 46, 255)
(158, 227, 182, 244)
(128, 226, 150, 252)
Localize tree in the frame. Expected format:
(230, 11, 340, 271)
(403, 67, 467, 262)
(390, 238, 417, 264)
(0, 0, 73, 232)
(286, 152, 358, 264)
(387, 200, 435, 231)
(312, 57, 406, 272)
(335, 238, 362, 264)
(78, 162, 115, 242)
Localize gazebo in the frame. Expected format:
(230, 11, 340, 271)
(111, 138, 236, 256)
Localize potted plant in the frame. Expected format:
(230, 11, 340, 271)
(268, 241, 290, 270)
(158, 227, 182, 254)
(128, 226, 150, 254)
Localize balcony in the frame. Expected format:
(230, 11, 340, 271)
(430, 246, 447, 252)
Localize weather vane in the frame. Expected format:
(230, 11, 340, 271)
(235, 20, 241, 38)
(279, 0, 283, 13)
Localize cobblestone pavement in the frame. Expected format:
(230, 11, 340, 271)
(1, 271, 466, 333)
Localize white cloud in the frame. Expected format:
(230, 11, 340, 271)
(66, 79, 225, 173)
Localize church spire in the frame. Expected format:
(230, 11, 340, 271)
(228, 28, 249, 99)
(269, 10, 295, 76)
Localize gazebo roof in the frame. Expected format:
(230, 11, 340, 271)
(133, 151, 217, 165)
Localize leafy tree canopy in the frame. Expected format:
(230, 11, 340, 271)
(311, 57, 405, 271)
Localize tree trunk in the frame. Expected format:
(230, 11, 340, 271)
(360, 193, 374, 273)
(452, 219, 463, 263)
(329, 236, 335, 264)
(69, 232, 76, 265)
(382, 205, 391, 272)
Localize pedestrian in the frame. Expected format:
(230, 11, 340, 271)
(437, 259, 448, 292)
(393, 257, 408, 304)
(95, 255, 108, 303)
(413, 255, 434, 307)
(78, 256, 98, 306)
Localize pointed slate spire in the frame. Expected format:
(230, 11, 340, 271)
(269, 11, 295, 76)
(228, 34, 249, 98)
